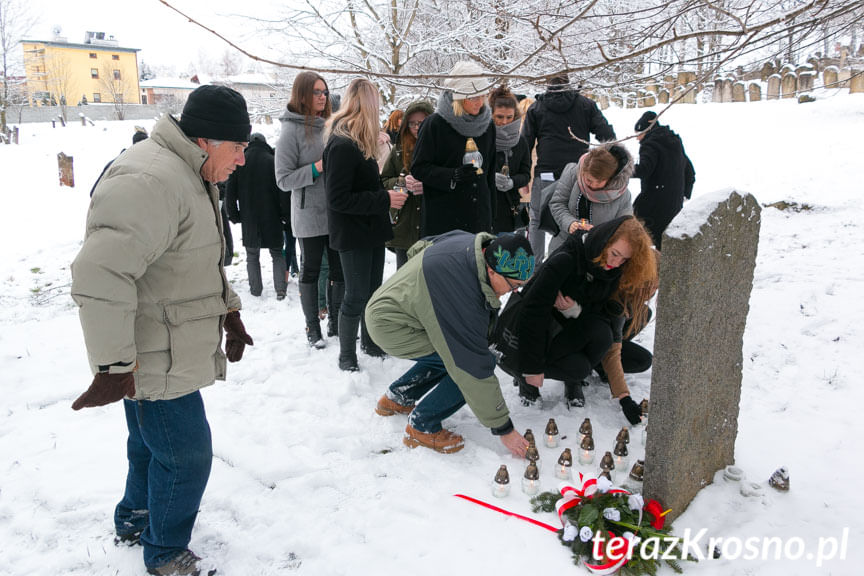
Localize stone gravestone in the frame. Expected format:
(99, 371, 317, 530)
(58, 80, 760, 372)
(732, 82, 746, 102)
(58, 152, 75, 187)
(767, 74, 781, 99)
(823, 66, 838, 88)
(850, 70, 864, 94)
(781, 73, 797, 98)
(748, 83, 762, 102)
(643, 189, 761, 522)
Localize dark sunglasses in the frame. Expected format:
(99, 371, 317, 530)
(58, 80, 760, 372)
(312, 89, 329, 97)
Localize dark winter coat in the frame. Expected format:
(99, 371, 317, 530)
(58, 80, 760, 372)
(225, 135, 288, 250)
(323, 133, 393, 252)
(521, 90, 616, 178)
(515, 217, 628, 374)
(493, 136, 531, 233)
(410, 113, 496, 236)
(380, 142, 422, 250)
(633, 124, 695, 248)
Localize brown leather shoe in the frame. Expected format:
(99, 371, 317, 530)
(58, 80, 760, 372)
(375, 395, 414, 416)
(403, 424, 464, 453)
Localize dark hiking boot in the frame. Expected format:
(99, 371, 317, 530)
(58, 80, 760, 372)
(338, 312, 360, 371)
(146, 549, 216, 576)
(114, 528, 144, 547)
(375, 395, 414, 416)
(515, 374, 541, 406)
(403, 424, 464, 454)
(564, 380, 586, 408)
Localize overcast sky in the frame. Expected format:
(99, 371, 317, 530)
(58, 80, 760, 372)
(28, 0, 272, 72)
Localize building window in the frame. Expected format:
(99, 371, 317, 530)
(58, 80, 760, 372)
(112, 54, 120, 60)
(93, 93, 101, 103)
(113, 70, 122, 80)
(91, 68, 99, 79)
(89, 53, 97, 59)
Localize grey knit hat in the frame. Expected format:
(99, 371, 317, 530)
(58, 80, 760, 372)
(442, 61, 489, 100)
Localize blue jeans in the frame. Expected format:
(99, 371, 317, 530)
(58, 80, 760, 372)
(115, 394, 213, 569)
(388, 353, 466, 433)
(339, 245, 385, 349)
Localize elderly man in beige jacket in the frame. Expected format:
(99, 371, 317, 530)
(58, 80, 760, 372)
(70, 85, 254, 576)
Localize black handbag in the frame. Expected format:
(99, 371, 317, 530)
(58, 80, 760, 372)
(491, 291, 524, 376)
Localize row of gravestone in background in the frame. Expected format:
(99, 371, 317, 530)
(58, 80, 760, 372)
(584, 63, 864, 109)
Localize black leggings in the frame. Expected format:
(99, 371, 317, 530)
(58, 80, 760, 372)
(299, 235, 343, 284)
(543, 314, 613, 382)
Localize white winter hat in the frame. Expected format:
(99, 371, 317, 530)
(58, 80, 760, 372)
(442, 61, 489, 100)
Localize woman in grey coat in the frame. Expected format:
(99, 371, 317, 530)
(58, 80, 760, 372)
(275, 71, 343, 348)
(547, 144, 634, 254)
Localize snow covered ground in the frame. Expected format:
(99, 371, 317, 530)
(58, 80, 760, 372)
(1, 92, 862, 575)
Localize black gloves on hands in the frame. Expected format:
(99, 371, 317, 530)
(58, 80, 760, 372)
(452, 164, 479, 185)
(619, 395, 643, 425)
(224, 310, 254, 362)
(72, 372, 136, 410)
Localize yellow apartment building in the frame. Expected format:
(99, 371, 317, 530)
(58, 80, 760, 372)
(21, 31, 140, 107)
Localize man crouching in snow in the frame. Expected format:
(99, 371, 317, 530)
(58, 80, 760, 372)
(70, 85, 255, 576)
(367, 232, 534, 456)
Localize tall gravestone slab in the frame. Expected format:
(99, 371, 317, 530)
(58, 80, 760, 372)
(643, 189, 761, 522)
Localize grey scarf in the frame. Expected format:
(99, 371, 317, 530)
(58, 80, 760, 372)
(495, 118, 521, 151)
(436, 91, 492, 138)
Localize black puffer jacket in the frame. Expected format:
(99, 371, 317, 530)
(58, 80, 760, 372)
(521, 90, 616, 178)
(633, 124, 695, 248)
(225, 134, 287, 250)
(515, 216, 628, 374)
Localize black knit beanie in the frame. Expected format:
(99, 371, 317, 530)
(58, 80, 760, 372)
(179, 85, 251, 142)
(634, 111, 657, 132)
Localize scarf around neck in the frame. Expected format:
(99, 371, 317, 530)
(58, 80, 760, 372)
(436, 91, 492, 138)
(578, 159, 628, 204)
(495, 118, 521, 151)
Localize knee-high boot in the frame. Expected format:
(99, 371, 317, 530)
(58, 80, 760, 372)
(299, 282, 326, 349)
(338, 310, 360, 371)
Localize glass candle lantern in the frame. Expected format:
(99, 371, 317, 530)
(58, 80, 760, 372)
(640, 399, 649, 417)
(555, 448, 573, 480)
(525, 441, 541, 472)
(492, 465, 510, 498)
(599, 451, 616, 480)
(523, 428, 535, 445)
(544, 418, 559, 448)
(629, 459, 645, 483)
(613, 440, 629, 471)
(579, 418, 593, 443)
(463, 138, 484, 174)
(521, 461, 540, 496)
(578, 434, 595, 465)
(616, 427, 630, 445)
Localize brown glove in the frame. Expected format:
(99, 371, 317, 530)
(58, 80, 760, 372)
(71, 372, 136, 410)
(224, 310, 253, 362)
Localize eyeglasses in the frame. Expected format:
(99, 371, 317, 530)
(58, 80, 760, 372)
(312, 89, 329, 97)
(408, 121, 422, 128)
(502, 275, 523, 293)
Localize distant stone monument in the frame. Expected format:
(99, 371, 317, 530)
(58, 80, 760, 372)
(767, 74, 781, 99)
(721, 78, 733, 102)
(732, 82, 746, 102)
(781, 73, 797, 98)
(823, 66, 838, 88)
(643, 189, 761, 522)
(657, 89, 669, 104)
(851, 70, 864, 94)
(748, 83, 762, 102)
